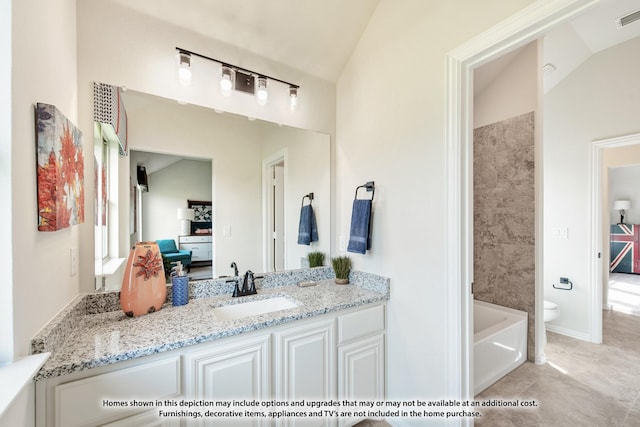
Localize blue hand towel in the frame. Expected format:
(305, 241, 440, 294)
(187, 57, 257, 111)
(347, 199, 372, 254)
(297, 204, 318, 245)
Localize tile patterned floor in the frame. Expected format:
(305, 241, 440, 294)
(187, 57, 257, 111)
(476, 309, 640, 426)
(609, 273, 640, 315)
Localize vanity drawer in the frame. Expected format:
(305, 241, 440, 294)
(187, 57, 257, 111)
(338, 304, 385, 344)
(54, 355, 180, 427)
(180, 235, 211, 243)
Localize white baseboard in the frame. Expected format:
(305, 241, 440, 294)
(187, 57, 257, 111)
(545, 324, 591, 342)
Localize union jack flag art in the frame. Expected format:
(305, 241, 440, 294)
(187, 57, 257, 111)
(610, 224, 640, 274)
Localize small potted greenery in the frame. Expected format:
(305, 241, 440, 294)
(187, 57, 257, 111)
(307, 251, 325, 268)
(331, 256, 352, 285)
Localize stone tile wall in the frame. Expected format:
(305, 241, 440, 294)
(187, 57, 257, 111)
(473, 111, 535, 361)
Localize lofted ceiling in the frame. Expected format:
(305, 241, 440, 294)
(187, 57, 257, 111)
(543, 0, 640, 92)
(103, 1, 640, 99)
(474, 0, 640, 96)
(105, 0, 380, 82)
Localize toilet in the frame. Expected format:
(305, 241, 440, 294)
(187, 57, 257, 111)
(544, 300, 559, 322)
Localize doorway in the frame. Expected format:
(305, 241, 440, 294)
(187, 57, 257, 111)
(592, 134, 640, 321)
(271, 160, 285, 271)
(445, 0, 600, 408)
(263, 151, 287, 272)
(130, 149, 214, 280)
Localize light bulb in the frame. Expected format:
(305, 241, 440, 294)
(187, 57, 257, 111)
(220, 66, 233, 97)
(289, 86, 299, 112)
(256, 77, 268, 106)
(177, 52, 191, 86)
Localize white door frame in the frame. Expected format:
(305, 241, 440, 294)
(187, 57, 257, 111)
(590, 132, 640, 344)
(262, 149, 288, 273)
(445, 0, 600, 414)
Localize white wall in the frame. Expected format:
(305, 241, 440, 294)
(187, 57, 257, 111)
(336, 0, 534, 404)
(11, 0, 78, 355)
(474, 41, 538, 128)
(261, 125, 331, 270)
(4, 0, 77, 424)
(544, 36, 640, 336)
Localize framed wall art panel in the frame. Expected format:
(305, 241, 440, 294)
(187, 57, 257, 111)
(35, 103, 84, 231)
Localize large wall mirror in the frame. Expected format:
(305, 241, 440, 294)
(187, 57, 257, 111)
(94, 87, 330, 291)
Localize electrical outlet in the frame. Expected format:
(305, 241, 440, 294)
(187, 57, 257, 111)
(223, 226, 231, 237)
(70, 247, 78, 276)
(551, 227, 568, 239)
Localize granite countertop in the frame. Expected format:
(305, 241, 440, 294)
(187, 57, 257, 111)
(32, 268, 390, 381)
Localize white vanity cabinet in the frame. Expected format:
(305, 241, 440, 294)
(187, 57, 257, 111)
(183, 334, 271, 426)
(274, 319, 336, 427)
(35, 353, 182, 427)
(36, 302, 386, 427)
(337, 305, 386, 427)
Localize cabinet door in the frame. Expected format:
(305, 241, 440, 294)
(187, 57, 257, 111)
(274, 319, 336, 427)
(337, 334, 385, 427)
(184, 334, 270, 426)
(53, 355, 181, 427)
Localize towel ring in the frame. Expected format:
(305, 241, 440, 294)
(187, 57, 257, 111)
(301, 192, 314, 207)
(355, 181, 375, 201)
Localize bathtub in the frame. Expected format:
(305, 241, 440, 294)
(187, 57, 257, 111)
(474, 300, 527, 395)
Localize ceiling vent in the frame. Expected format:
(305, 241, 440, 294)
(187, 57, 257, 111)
(617, 9, 640, 28)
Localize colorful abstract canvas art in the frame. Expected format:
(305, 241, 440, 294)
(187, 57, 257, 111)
(35, 103, 84, 231)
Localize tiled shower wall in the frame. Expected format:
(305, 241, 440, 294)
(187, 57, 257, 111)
(473, 111, 535, 361)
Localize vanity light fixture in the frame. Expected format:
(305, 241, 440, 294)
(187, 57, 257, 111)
(256, 77, 268, 106)
(177, 51, 192, 86)
(614, 200, 631, 224)
(175, 47, 300, 109)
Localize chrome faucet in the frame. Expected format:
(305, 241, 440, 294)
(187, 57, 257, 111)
(233, 270, 257, 297)
(230, 262, 239, 277)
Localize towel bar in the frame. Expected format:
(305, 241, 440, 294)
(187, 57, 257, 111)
(354, 181, 375, 200)
(301, 192, 314, 207)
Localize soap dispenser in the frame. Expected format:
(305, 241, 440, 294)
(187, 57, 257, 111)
(171, 261, 189, 306)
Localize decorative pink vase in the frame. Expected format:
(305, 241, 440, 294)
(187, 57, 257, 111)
(120, 241, 167, 317)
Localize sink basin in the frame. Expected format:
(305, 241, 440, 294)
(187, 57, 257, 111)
(212, 296, 299, 321)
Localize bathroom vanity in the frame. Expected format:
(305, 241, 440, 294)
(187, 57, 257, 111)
(33, 268, 389, 427)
